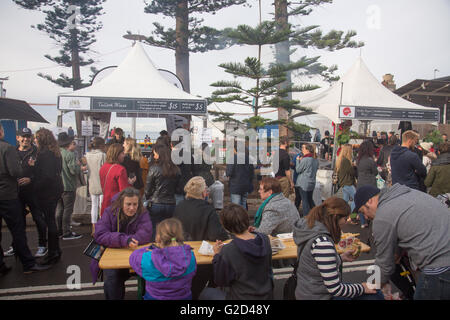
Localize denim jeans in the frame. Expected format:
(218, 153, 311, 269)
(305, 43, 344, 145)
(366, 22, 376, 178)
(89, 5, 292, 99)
(19, 190, 47, 247)
(299, 187, 315, 216)
(342, 185, 356, 212)
(103, 269, 131, 300)
(175, 194, 185, 205)
(414, 269, 450, 300)
(38, 198, 61, 256)
(56, 191, 76, 236)
(149, 203, 176, 242)
(230, 193, 248, 209)
(294, 187, 302, 210)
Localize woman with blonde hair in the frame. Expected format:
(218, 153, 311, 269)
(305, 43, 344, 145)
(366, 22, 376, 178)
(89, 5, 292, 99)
(335, 144, 357, 214)
(129, 218, 196, 300)
(86, 137, 106, 234)
(123, 138, 144, 191)
(292, 197, 383, 300)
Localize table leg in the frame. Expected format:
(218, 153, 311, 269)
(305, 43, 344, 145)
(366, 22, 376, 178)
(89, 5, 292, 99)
(137, 275, 145, 300)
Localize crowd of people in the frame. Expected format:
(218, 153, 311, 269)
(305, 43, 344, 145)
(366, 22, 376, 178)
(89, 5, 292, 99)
(1, 122, 449, 300)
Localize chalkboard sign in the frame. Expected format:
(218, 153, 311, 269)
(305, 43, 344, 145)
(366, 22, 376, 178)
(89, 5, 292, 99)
(58, 96, 207, 115)
(339, 105, 439, 122)
(92, 97, 206, 114)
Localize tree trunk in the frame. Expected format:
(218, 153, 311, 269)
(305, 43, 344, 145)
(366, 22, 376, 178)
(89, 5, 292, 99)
(175, 0, 190, 94)
(175, 0, 191, 126)
(274, 0, 290, 138)
(70, 28, 84, 138)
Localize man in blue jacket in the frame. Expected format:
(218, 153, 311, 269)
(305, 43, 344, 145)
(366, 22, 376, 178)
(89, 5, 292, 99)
(390, 130, 427, 191)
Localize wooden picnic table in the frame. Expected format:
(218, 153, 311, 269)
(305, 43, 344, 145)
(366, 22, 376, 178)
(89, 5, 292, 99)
(98, 238, 370, 270)
(99, 239, 299, 270)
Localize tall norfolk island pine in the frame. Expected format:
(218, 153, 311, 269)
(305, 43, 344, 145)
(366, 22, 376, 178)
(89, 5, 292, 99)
(142, 0, 247, 93)
(13, 0, 106, 135)
(274, 0, 363, 135)
(211, 0, 363, 133)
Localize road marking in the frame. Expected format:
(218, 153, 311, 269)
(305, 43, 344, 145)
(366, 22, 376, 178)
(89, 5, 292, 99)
(342, 266, 374, 273)
(343, 259, 375, 267)
(1, 287, 138, 300)
(0, 280, 138, 295)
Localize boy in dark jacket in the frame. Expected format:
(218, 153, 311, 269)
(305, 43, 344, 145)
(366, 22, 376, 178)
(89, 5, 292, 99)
(202, 204, 273, 300)
(390, 130, 426, 191)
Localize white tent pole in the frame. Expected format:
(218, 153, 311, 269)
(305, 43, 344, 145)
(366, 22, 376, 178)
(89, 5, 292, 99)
(131, 117, 136, 139)
(331, 83, 343, 171)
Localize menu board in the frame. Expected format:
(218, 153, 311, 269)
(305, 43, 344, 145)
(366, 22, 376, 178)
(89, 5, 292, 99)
(91, 97, 206, 114)
(339, 105, 439, 121)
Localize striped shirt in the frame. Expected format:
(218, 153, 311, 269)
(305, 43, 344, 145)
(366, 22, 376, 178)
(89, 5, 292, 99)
(311, 236, 364, 298)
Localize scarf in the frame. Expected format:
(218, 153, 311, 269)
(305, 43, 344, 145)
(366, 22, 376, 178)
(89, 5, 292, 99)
(253, 193, 281, 228)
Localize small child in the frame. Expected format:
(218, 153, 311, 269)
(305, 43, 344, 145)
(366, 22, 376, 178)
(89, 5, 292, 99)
(129, 218, 196, 300)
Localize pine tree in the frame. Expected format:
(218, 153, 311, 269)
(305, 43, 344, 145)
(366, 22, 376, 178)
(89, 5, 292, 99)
(209, 20, 320, 130)
(274, 0, 364, 136)
(14, 0, 105, 90)
(14, 0, 106, 135)
(142, 0, 247, 93)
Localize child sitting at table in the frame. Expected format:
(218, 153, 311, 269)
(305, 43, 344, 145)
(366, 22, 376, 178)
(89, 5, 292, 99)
(129, 218, 197, 300)
(200, 203, 274, 300)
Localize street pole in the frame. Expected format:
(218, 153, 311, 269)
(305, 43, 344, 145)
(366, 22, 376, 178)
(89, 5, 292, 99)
(331, 83, 344, 171)
(131, 117, 136, 139)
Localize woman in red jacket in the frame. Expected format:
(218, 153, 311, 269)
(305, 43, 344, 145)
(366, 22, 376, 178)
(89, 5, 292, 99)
(99, 143, 135, 216)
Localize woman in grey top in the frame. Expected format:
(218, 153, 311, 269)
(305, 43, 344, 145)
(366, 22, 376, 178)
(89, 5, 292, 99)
(295, 144, 319, 216)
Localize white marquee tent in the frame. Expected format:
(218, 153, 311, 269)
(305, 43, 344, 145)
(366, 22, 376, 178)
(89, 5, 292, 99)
(57, 42, 207, 117)
(292, 57, 440, 125)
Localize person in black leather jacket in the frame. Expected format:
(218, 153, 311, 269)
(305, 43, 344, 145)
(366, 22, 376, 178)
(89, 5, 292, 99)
(145, 143, 180, 241)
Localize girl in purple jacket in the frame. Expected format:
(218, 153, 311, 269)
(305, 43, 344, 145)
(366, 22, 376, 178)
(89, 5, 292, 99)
(92, 187, 152, 300)
(129, 218, 197, 300)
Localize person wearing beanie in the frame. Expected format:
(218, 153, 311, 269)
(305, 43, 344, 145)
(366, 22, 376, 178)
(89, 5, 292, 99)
(355, 184, 450, 300)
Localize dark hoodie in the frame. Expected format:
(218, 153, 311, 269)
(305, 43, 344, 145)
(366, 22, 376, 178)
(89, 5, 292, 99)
(212, 232, 273, 300)
(390, 145, 427, 190)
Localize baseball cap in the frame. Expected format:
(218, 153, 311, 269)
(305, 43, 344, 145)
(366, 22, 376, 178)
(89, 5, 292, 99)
(17, 127, 32, 136)
(353, 185, 380, 213)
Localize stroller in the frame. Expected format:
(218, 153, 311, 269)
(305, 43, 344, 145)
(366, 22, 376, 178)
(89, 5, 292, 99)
(390, 252, 416, 300)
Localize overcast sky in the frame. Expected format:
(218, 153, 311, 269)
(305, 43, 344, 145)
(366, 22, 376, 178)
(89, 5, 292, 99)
(0, 0, 449, 134)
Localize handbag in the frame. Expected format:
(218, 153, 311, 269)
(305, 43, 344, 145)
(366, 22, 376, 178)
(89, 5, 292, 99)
(83, 239, 105, 261)
(283, 243, 306, 300)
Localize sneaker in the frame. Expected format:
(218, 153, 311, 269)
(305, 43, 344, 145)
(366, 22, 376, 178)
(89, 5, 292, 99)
(62, 232, 82, 240)
(71, 221, 81, 227)
(35, 247, 48, 257)
(3, 247, 15, 257)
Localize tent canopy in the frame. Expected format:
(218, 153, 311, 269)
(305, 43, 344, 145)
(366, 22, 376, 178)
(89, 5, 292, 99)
(57, 42, 206, 116)
(0, 97, 49, 123)
(293, 57, 440, 124)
